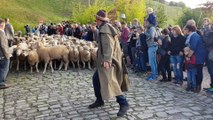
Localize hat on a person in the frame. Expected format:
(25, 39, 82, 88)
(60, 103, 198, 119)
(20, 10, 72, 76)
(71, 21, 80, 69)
(95, 10, 109, 22)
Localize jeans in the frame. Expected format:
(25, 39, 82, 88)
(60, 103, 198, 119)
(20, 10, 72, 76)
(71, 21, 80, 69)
(187, 67, 197, 88)
(148, 46, 158, 79)
(159, 55, 171, 80)
(128, 44, 132, 64)
(121, 42, 129, 56)
(136, 51, 148, 71)
(131, 47, 136, 66)
(92, 71, 128, 106)
(206, 58, 213, 88)
(196, 64, 203, 88)
(0, 59, 10, 85)
(170, 55, 184, 83)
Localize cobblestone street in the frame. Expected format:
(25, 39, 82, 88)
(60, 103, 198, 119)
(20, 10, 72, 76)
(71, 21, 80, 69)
(0, 69, 213, 120)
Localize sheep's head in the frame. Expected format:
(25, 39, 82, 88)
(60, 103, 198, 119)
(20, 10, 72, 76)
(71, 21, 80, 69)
(16, 43, 29, 56)
(64, 42, 70, 48)
(83, 46, 90, 51)
(36, 42, 44, 49)
(16, 49, 22, 56)
(78, 46, 84, 52)
(28, 42, 37, 50)
(22, 50, 29, 57)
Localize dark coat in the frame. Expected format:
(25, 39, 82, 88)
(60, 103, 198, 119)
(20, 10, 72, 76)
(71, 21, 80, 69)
(169, 35, 186, 55)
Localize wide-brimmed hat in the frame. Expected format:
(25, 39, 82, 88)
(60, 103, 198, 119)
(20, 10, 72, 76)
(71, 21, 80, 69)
(95, 10, 109, 22)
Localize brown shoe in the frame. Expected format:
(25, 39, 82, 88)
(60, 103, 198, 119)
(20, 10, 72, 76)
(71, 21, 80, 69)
(0, 84, 11, 89)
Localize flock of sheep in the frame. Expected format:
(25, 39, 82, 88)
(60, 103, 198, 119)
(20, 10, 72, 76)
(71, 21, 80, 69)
(10, 34, 98, 73)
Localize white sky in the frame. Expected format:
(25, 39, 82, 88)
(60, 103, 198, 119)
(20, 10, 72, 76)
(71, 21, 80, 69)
(165, 0, 211, 8)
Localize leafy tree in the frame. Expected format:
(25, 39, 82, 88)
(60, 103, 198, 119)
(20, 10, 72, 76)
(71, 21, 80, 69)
(115, 0, 146, 24)
(156, 5, 167, 28)
(177, 8, 205, 28)
(169, 1, 177, 6)
(159, 0, 166, 4)
(201, 1, 213, 20)
(70, 0, 146, 25)
(177, 2, 185, 8)
(71, 0, 113, 24)
(153, 0, 166, 4)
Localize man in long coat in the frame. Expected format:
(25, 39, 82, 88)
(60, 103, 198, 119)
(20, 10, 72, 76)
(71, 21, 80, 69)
(0, 18, 11, 89)
(4, 18, 14, 47)
(88, 10, 130, 117)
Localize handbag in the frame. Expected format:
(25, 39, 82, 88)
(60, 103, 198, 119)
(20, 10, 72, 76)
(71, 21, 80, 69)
(157, 48, 166, 56)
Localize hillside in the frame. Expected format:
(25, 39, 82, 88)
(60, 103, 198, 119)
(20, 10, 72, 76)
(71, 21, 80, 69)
(146, 0, 183, 26)
(0, 0, 75, 32)
(0, 0, 183, 32)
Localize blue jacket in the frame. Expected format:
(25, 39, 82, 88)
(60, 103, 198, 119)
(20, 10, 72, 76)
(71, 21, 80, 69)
(188, 32, 207, 64)
(147, 13, 157, 26)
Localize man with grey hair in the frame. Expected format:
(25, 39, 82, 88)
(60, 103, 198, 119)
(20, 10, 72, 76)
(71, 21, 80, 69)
(186, 19, 196, 26)
(183, 19, 207, 92)
(0, 18, 11, 89)
(4, 18, 14, 47)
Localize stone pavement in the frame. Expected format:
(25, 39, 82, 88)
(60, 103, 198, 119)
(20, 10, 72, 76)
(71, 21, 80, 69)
(0, 68, 213, 120)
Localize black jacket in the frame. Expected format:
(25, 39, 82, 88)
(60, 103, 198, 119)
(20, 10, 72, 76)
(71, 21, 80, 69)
(169, 35, 186, 55)
(130, 33, 137, 47)
(161, 35, 171, 52)
(139, 33, 148, 52)
(157, 35, 171, 56)
(74, 27, 82, 39)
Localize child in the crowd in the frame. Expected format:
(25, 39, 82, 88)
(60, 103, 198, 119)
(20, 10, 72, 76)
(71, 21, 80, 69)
(146, 7, 157, 26)
(184, 47, 197, 92)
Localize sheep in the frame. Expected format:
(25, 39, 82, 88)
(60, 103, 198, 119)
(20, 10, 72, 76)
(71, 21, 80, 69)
(10, 35, 99, 72)
(36, 42, 69, 73)
(90, 47, 98, 67)
(69, 46, 80, 69)
(16, 42, 29, 71)
(27, 50, 39, 73)
(80, 46, 92, 69)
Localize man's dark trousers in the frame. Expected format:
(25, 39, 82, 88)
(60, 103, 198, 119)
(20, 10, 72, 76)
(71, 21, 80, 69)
(92, 70, 128, 106)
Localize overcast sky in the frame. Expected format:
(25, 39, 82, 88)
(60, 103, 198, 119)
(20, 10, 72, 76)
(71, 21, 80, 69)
(165, 0, 210, 8)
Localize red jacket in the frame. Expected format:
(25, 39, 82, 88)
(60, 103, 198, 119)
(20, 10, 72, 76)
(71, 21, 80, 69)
(186, 54, 196, 65)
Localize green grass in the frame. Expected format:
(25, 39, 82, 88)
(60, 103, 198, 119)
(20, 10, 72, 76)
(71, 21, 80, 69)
(0, 0, 75, 33)
(0, 0, 183, 33)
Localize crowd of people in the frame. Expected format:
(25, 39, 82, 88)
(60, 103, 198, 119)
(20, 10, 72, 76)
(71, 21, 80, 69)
(25, 22, 97, 41)
(115, 7, 213, 94)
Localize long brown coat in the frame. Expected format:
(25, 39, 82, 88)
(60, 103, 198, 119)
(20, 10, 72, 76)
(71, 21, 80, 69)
(0, 30, 10, 59)
(96, 22, 129, 100)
